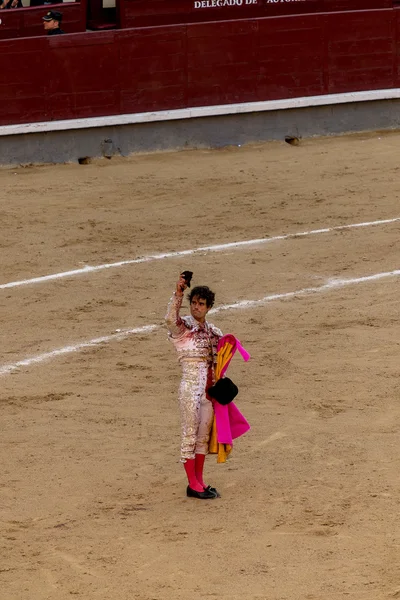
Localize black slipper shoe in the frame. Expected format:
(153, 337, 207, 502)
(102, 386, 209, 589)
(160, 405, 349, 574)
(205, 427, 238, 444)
(204, 485, 221, 498)
(187, 486, 217, 499)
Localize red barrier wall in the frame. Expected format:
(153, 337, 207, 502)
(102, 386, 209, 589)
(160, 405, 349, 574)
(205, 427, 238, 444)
(0, 1, 86, 40)
(0, 7, 399, 126)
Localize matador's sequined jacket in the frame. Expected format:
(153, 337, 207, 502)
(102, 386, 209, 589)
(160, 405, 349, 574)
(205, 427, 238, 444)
(165, 292, 222, 365)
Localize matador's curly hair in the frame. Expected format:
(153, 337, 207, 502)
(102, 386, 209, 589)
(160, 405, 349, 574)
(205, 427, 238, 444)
(188, 286, 216, 308)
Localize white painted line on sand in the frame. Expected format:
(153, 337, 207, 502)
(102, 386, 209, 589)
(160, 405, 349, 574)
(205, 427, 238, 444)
(210, 269, 400, 313)
(1, 217, 399, 291)
(1, 268, 399, 377)
(0, 325, 158, 376)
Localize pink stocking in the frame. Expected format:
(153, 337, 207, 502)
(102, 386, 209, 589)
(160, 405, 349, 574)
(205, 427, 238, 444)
(183, 459, 203, 492)
(195, 453, 206, 488)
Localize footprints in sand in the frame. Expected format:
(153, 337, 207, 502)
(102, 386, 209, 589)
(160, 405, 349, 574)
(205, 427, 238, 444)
(92, 499, 148, 521)
(1, 392, 73, 407)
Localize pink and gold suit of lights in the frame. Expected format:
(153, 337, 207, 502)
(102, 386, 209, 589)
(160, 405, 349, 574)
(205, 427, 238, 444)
(165, 292, 222, 462)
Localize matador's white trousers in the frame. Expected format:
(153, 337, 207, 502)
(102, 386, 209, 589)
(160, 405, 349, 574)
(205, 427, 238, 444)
(179, 360, 214, 462)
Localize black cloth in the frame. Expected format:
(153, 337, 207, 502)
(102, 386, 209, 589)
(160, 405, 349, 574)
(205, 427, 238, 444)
(30, 0, 62, 5)
(208, 377, 239, 405)
(47, 27, 64, 34)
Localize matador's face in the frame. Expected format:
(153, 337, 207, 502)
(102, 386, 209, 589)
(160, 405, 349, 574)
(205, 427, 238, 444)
(190, 295, 209, 324)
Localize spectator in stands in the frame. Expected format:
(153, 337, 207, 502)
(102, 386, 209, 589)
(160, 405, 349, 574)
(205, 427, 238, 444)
(0, 0, 23, 8)
(42, 9, 64, 34)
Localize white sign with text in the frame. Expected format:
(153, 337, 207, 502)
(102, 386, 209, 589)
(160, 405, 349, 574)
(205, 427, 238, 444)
(194, 0, 307, 7)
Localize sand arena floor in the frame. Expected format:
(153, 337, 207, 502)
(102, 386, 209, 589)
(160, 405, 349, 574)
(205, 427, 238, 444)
(1, 132, 400, 600)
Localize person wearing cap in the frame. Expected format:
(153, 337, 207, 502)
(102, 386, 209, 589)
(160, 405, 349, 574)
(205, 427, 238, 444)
(42, 10, 64, 34)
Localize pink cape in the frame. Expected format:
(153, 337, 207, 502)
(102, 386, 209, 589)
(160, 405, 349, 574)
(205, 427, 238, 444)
(214, 400, 250, 446)
(214, 334, 251, 445)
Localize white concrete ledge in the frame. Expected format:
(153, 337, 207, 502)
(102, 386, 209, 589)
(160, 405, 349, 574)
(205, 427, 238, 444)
(2, 88, 400, 136)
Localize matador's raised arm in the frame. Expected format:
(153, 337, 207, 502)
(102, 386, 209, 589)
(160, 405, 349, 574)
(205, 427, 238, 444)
(165, 291, 187, 338)
(165, 273, 190, 337)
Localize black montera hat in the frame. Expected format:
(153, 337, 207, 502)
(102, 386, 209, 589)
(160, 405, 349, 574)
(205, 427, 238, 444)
(42, 10, 63, 21)
(207, 377, 238, 405)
